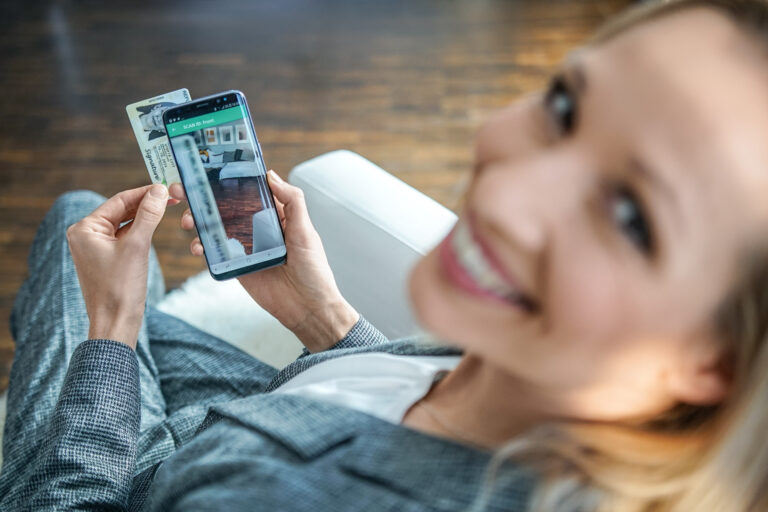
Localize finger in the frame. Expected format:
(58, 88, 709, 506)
(267, 172, 287, 227)
(190, 238, 203, 256)
(181, 209, 195, 230)
(90, 185, 155, 230)
(127, 184, 169, 242)
(169, 182, 187, 201)
(271, 194, 287, 228)
(267, 170, 308, 225)
(167, 197, 181, 206)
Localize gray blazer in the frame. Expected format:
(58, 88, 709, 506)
(6, 315, 535, 511)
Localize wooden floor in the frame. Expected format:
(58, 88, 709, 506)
(212, 176, 268, 255)
(0, 0, 630, 391)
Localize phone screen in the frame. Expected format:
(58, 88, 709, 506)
(164, 91, 286, 279)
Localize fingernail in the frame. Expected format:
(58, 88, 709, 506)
(150, 184, 168, 198)
(268, 170, 283, 182)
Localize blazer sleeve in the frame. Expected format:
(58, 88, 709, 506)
(297, 314, 390, 359)
(5, 339, 141, 511)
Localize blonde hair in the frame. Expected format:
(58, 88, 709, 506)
(474, 1, 768, 511)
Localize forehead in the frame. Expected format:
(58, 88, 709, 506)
(583, 6, 768, 241)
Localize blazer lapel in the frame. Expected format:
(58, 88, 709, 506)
(208, 394, 359, 459)
(339, 420, 536, 511)
(209, 394, 533, 511)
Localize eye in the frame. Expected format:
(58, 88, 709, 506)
(607, 185, 654, 255)
(544, 74, 577, 135)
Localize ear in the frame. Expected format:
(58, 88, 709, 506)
(666, 339, 731, 406)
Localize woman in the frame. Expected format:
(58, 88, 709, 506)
(2, 0, 768, 510)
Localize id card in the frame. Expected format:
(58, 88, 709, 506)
(126, 88, 191, 185)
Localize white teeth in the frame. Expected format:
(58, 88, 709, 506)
(451, 218, 519, 300)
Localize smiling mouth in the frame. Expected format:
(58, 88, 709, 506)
(439, 216, 539, 313)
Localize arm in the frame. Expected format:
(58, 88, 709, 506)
(5, 184, 171, 510)
(5, 340, 141, 511)
(281, 294, 361, 354)
(295, 313, 389, 360)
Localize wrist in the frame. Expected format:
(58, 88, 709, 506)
(88, 313, 141, 350)
(292, 299, 360, 353)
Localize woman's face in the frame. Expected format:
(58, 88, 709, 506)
(408, 8, 768, 421)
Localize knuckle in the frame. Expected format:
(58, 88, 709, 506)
(114, 192, 131, 212)
(143, 208, 163, 223)
(141, 202, 165, 222)
(66, 223, 79, 241)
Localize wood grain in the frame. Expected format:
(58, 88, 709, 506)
(0, 0, 631, 392)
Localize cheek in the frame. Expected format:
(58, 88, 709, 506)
(547, 246, 626, 344)
(511, 245, 656, 389)
(406, 231, 666, 393)
(544, 239, 678, 376)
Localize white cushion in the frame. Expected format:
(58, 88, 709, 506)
(252, 208, 283, 253)
(219, 161, 260, 180)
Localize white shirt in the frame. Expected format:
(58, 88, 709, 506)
(271, 353, 462, 424)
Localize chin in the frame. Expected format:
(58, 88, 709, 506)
(408, 246, 479, 349)
(407, 251, 438, 331)
(407, 243, 540, 371)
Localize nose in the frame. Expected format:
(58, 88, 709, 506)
(468, 148, 592, 256)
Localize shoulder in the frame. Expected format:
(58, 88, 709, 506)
(145, 395, 430, 511)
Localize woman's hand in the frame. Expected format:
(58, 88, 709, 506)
(67, 185, 170, 349)
(169, 170, 359, 352)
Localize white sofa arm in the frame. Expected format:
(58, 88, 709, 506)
(289, 150, 458, 340)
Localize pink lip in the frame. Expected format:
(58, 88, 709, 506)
(438, 231, 509, 304)
(438, 227, 514, 307)
(466, 211, 523, 291)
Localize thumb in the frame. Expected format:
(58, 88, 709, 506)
(268, 170, 309, 222)
(129, 184, 168, 242)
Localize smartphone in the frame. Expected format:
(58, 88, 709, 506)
(163, 90, 287, 280)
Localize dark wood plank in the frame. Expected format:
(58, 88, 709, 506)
(0, 0, 631, 392)
(212, 175, 269, 255)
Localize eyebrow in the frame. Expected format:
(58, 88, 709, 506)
(564, 52, 588, 97)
